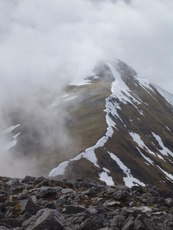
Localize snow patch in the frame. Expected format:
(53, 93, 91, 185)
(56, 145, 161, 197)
(129, 132, 156, 156)
(157, 166, 173, 181)
(69, 79, 91, 86)
(6, 132, 21, 151)
(108, 152, 145, 187)
(155, 85, 173, 106)
(137, 78, 154, 95)
(49, 145, 100, 177)
(137, 148, 154, 165)
(99, 170, 114, 186)
(4, 124, 20, 134)
(103, 167, 110, 173)
(48, 94, 77, 110)
(107, 62, 142, 108)
(152, 132, 173, 157)
(166, 126, 171, 132)
(47, 97, 60, 110)
(49, 161, 69, 177)
(64, 96, 77, 102)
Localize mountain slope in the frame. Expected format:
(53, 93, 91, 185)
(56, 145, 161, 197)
(49, 60, 173, 193)
(2, 60, 173, 193)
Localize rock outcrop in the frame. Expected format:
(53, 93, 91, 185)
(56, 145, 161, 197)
(0, 176, 173, 229)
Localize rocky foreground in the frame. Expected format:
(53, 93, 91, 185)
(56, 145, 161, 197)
(0, 176, 173, 229)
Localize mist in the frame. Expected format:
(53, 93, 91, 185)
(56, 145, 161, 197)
(0, 0, 173, 177)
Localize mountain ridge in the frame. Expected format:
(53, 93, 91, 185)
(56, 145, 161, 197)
(1, 60, 173, 194)
(49, 60, 173, 194)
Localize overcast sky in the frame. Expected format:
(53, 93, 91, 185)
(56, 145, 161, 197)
(0, 0, 173, 177)
(0, 0, 173, 95)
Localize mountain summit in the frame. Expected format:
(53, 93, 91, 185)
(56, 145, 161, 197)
(3, 60, 173, 194)
(49, 60, 173, 194)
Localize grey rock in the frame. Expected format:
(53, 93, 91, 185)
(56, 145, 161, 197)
(129, 201, 136, 207)
(37, 187, 57, 199)
(79, 215, 104, 230)
(6, 178, 20, 187)
(35, 180, 50, 188)
(114, 189, 130, 201)
(143, 219, 158, 230)
(164, 214, 173, 227)
(83, 188, 96, 197)
(87, 207, 98, 214)
(21, 176, 36, 184)
(0, 227, 11, 230)
(17, 191, 29, 200)
(134, 220, 145, 230)
(122, 215, 135, 230)
(61, 189, 73, 194)
(46, 202, 57, 210)
(34, 177, 45, 185)
(53, 198, 71, 208)
(62, 205, 86, 214)
(31, 195, 37, 204)
(165, 198, 173, 207)
(0, 177, 172, 230)
(104, 187, 117, 195)
(104, 200, 120, 207)
(0, 204, 6, 213)
(99, 228, 112, 230)
(0, 193, 7, 203)
(19, 197, 37, 215)
(0, 218, 23, 228)
(23, 208, 71, 230)
(110, 215, 126, 228)
(134, 214, 145, 230)
(0, 211, 5, 219)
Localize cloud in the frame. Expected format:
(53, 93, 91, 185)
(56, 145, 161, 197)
(0, 0, 172, 93)
(0, 0, 172, 177)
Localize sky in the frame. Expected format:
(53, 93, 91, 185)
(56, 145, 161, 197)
(0, 0, 173, 177)
(0, 0, 172, 95)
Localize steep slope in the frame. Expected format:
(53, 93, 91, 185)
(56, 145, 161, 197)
(2, 59, 173, 193)
(49, 60, 173, 193)
(1, 71, 112, 177)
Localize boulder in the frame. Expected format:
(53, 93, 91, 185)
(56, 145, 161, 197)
(122, 214, 135, 230)
(23, 208, 71, 230)
(165, 198, 173, 207)
(19, 197, 37, 215)
(37, 187, 57, 199)
(62, 205, 86, 214)
(79, 215, 104, 230)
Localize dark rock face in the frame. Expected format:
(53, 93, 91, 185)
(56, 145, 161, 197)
(0, 176, 173, 230)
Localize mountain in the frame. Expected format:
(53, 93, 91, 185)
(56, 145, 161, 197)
(3, 60, 173, 194)
(49, 60, 173, 194)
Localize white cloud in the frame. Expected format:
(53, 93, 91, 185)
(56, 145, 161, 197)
(0, 0, 172, 93)
(0, 0, 173, 177)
